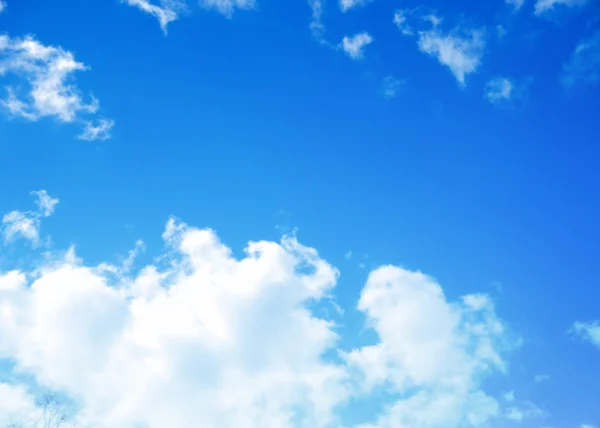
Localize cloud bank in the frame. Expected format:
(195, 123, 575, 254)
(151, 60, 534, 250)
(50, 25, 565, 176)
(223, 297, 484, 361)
(0, 192, 527, 427)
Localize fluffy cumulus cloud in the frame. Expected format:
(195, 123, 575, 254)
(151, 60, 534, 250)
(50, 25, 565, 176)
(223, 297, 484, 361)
(485, 77, 514, 103)
(339, 0, 372, 13)
(0, 35, 112, 140)
(0, 192, 528, 427)
(1, 190, 59, 246)
(340, 32, 373, 60)
(534, 0, 590, 15)
(394, 10, 485, 85)
(562, 31, 600, 88)
(344, 270, 513, 427)
(0, 219, 348, 428)
(572, 321, 600, 349)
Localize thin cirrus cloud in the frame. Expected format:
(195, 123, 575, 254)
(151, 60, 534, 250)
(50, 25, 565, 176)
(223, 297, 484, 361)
(340, 32, 373, 60)
(534, 0, 591, 15)
(562, 31, 600, 88)
(0, 35, 113, 141)
(394, 10, 486, 85)
(0, 1, 6, 13)
(0, 191, 537, 428)
(380, 76, 405, 99)
(506, 0, 525, 10)
(308, 0, 327, 42)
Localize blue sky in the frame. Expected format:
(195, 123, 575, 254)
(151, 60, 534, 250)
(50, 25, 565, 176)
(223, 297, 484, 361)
(0, 0, 599, 427)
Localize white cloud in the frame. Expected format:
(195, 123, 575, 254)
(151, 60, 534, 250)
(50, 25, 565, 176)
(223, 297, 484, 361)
(78, 118, 115, 141)
(535, 0, 590, 15)
(0, 1, 6, 13)
(0, 195, 523, 427)
(31, 190, 59, 218)
(562, 31, 600, 88)
(1, 211, 41, 245)
(308, 0, 327, 43)
(0, 383, 38, 427)
(199, 0, 255, 17)
(572, 321, 600, 349)
(339, 0, 371, 13)
(506, 0, 525, 10)
(582, 424, 598, 428)
(503, 394, 544, 422)
(122, 0, 186, 33)
(0, 35, 112, 140)
(417, 27, 485, 85)
(340, 32, 373, 60)
(0, 219, 348, 428)
(534, 374, 550, 383)
(1, 190, 58, 245)
(485, 77, 514, 103)
(394, 11, 485, 85)
(393, 10, 413, 35)
(344, 267, 514, 427)
(380, 76, 405, 99)
(503, 391, 516, 402)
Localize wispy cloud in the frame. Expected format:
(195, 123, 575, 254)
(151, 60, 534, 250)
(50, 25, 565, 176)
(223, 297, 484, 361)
(308, 0, 327, 42)
(394, 10, 486, 85)
(1, 190, 59, 246)
(418, 27, 485, 85)
(199, 0, 255, 17)
(506, 0, 525, 10)
(0, 1, 6, 13)
(340, 32, 373, 60)
(122, 0, 186, 33)
(0, 35, 112, 140)
(339, 0, 372, 13)
(380, 76, 405, 99)
(393, 9, 414, 35)
(572, 321, 600, 349)
(485, 77, 514, 103)
(562, 31, 600, 88)
(31, 190, 59, 218)
(535, 0, 590, 15)
(534, 374, 550, 383)
(78, 118, 115, 141)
